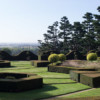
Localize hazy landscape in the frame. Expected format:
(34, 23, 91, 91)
(0, 43, 39, 55)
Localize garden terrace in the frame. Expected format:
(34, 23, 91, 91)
(0, 72, 43, 92)
(1, 61, 100, 100)
(0, 60, 11, 67)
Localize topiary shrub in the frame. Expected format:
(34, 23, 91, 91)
(87, 53, 97, 61)
(48, 54, 59, 64)
(58, 54, 66, 62)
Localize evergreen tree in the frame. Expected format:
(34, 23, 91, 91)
(93, 6, 100, 50)
(70, 22, 85, 52)
(38, 21, 60, 53)
(59, 16, 72, 53)
(38, 6, 100, 55)
(82, 12, 96, 52)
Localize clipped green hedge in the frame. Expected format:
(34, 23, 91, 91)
(48, 65, 96, 74)
(32, 60, 50, 67)
(0, 72, 43, 92)
(48, 65, 75, 74)
(0, 60, 11, 67)
(70, 71, 98, 82)
(80, 73, 100, 88)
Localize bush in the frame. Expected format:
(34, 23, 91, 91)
(87, 53, 97, 61)
(58, 54, 66, 62)
(97, 57, 100, 61)
(48, 54, 59, 64)
(32, 60, 50, 67)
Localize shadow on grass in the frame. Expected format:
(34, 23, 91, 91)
(0, 84, 57, 100)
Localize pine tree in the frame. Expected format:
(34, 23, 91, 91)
(59, 16, 72, 53)
(70, 22, 85, 52)
(38, 21, 60, 53)
(93, 6, 100, 50)
(82, 12, 96, 52)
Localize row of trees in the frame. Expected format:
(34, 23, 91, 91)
(38, 6, 100, 54)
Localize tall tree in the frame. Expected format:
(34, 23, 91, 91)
(93, 6, 100, 50)
(38, 21, 60, 53)
(82, 12, 96, 52)
(70, 22, 85, 52)
(59, 16, 72, 53)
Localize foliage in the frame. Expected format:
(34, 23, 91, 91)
(87, 50, 96, 54)
(38, 6, 100, 56)
(38, 21, 60, 54)
(58, 54, 66, 62)
(59, 16, 72, 53)
(87, 53, 97, 61)
(48, 54, 59, 63)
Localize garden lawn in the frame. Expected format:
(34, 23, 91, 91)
(62, 88, 100, 99)
(0, 61, 91, 100)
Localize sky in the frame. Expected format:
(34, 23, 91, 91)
(0, 0, 99, 43)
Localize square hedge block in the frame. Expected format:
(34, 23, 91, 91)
(80, 73, 100, 88)
(70, 71, 99, 82)
(38, 55, 48, 60)
(32, 60, 50, 67)
(0, 72, 43, 92)
(0, 60, 11, 67)
(48, 65, 76, 74)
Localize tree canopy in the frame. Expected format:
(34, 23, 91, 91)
(38, 6, 100, 55)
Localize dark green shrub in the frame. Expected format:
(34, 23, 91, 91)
(32, 60, 50, 67)
(87, 53, 97, 61)
(0, 60, 11, 67)
(58, 54, 66, 62)
(0, 72, 43, 92)
(66, 50, 85, 60)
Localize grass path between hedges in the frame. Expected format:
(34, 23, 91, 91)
(59, 88, 100, 99)
(43, 88, 95, 100)
(0, 61, 92, 100)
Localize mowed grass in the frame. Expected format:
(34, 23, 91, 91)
(61, 88, 100, 99)
(0, 61, 91, 100)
